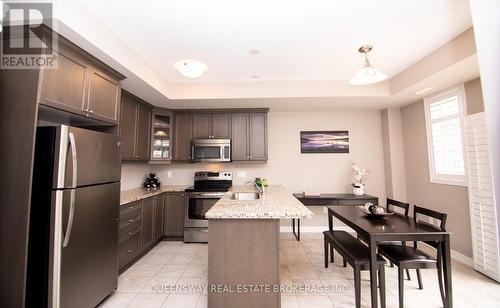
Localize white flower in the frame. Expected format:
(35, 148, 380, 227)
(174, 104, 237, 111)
(351, 162, 369, 185)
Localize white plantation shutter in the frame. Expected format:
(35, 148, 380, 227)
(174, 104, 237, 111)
(424, 87, 467, 185)
(465, 112, 500, 282)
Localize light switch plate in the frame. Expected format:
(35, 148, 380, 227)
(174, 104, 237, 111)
(167, 171, 172, 178)
(237, 171, 246, 178)
(323, 207, 328, 214)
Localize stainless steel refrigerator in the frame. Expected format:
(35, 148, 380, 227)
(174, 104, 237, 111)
(26, 125, 121, 308)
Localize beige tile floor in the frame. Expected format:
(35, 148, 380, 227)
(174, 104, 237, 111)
(99, 233, 500, 308)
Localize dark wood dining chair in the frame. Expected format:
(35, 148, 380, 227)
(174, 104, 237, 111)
(378, 205, 447, 308)
(356, 198, 412, 280)
(384, 198, 412, 280)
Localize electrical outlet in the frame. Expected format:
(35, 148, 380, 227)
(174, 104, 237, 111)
(167, 171, 172, 178)
(237, 171, 246, 178)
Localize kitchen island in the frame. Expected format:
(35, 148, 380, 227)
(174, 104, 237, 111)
(206, 185, 313, 308)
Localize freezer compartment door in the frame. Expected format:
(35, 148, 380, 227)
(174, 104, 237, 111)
(57, 182, 119, 308)
(53, 126, 121, 189)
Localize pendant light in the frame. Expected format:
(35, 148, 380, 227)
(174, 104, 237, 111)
(349, 45, 387, 85)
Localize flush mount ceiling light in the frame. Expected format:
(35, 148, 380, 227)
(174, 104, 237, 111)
(174, 59, 207, 78)
(349, 45, 387, 85)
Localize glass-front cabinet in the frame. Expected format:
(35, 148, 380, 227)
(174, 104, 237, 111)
(150, 109, 173, 162)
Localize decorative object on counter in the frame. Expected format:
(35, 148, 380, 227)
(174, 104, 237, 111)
(252, 178, 269, 188)
(261, 178, 269, 187)
(143, 173, 161, 189)
(351, 162, 369, 195)
(359, 202, 393, 217)
(300, 131, 349, 153)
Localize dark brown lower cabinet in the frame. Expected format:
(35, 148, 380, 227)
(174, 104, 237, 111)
(118, 235, 141, 270)
(118, 200, 142, 271)
(119, 192, 186, 271)
(141, 197, 155, 249)
(154, 194, 164, 241)
(164, 192, 185, 237)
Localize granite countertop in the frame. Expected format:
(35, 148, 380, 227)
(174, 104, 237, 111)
(120, 185, 190, 205)
(205, 185, 314, 219)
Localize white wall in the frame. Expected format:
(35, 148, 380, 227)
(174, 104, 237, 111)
(470, 0, 500, 241)
(381, 108, 407, 201)
(123, 111, 387, 227)
(121, 163, 151, 190)
(151, 111, 385, 193)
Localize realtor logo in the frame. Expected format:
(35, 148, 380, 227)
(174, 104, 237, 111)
(1, 2, 58, 69)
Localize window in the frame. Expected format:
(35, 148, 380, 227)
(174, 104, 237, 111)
(424, 85, 467, 186)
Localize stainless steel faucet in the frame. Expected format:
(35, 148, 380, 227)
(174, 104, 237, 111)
(245, 180, 265, 195)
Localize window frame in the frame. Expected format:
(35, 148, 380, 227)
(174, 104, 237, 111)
(423, 84, 468, 187)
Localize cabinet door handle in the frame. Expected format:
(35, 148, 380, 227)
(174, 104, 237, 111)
(128, 218, 133, 222)
(127, 249, 132, 253)
(89, 109, 94, 115)
(128, 232, 133, 235)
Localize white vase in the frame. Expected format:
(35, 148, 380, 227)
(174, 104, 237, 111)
(353, 184, 364, 196)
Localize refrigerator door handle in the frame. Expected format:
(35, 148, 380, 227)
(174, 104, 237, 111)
(63, 132, 77, 247)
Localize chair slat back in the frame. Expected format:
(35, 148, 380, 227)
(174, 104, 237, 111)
(414, 205, 447, 230)
(386, 198, 410, 216)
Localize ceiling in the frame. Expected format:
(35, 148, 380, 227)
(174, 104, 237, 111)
(43, 0, 479, 109)
(80, 0, 472, 83)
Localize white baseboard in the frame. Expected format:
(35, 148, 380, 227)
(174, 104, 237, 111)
(451, 250, 474, 267)
(280, 227, 474, 268)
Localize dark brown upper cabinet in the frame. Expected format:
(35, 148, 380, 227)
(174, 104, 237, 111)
(211, 114, 232, 139)
(39, 47, 88, 116)
(192, 113, 231, 139)
(38, 39, 124, 125)
(249, 113, 268, 160)
(150, 109, 173, 163)
(173, 114, 193, 161)
(120, 91, 151, 161)
(231, 114, 250, 161)
(231, 113, 268, 161)
(192, 114, 212, 139)
(171, 109, 267, 162)
(87, 69, 121, 123)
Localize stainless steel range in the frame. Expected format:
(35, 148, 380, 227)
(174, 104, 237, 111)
(184, 171, 232, 243)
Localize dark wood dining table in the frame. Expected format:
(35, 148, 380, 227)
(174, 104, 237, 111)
(328, 206, 453, 308)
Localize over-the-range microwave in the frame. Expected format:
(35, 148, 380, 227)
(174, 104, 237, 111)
(191, 139, 231, 162)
